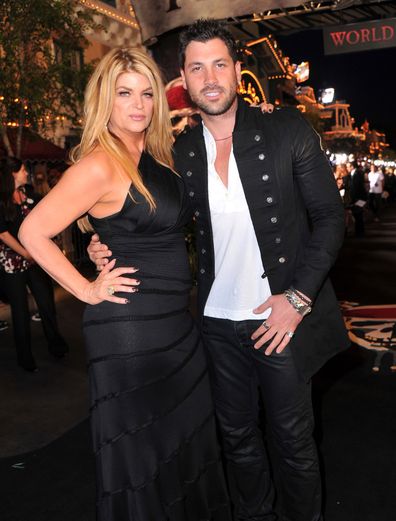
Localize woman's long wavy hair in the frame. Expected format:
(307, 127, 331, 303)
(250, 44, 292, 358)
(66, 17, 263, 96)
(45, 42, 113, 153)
(71, 47, 174, 214)
(0, 157, 23, 221)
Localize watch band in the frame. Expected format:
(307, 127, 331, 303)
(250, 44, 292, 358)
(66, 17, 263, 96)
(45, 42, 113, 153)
(290, 287, 312, 306)
(284, 289, 312, 317)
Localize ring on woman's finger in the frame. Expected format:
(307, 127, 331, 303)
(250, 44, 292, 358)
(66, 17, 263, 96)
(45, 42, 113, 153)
(262, 321, 270, 330)
(285, 330, 294, 338)
(107, 285, 115, 296)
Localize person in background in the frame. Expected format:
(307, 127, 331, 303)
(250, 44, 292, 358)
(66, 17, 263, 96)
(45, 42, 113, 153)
(368, 163, 385, 221)
(47, 166, 64, 188)
(0, 157, 68, 372)
(384, 167, 396, 202)
(32, 168, 51, 197)
(346, 161, 367, 237)
(0, 268, 9, 330)
(333, 163, 353, 233)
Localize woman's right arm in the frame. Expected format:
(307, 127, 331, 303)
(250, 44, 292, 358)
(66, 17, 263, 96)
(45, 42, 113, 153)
(19, 156, 138, 305)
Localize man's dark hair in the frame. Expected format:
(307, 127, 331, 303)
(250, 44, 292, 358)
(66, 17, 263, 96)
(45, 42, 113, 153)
(348, 160, 358, 169)
(178, 18, 239, 68)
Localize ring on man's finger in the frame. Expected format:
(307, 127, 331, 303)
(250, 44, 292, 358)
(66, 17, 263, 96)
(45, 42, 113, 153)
(262, 321, 270, 330)
(285, 330, 294, 338)
(107, 285, 115, 296)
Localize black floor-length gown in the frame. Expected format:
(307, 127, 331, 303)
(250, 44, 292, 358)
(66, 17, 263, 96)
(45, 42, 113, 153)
(83, 152, 230, 521)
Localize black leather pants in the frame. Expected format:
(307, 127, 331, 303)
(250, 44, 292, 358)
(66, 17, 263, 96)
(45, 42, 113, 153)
(202, 317, 322, 521)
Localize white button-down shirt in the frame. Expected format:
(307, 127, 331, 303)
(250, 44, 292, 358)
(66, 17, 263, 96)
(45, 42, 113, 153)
(202, 124, 272, 321)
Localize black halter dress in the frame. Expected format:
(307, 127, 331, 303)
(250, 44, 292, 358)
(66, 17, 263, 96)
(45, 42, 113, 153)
(83, 152, 230, 521)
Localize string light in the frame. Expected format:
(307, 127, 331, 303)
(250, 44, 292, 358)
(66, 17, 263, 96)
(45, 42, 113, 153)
(79, 0, 139, 29)
(2, 2, 140, 130)
(128, 2, 136, 19)
(246, 36, 286, 73)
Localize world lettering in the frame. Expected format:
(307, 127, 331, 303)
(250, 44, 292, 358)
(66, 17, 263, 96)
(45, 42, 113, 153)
(324, 18, 396, 55)
(330, 25, 394, 47)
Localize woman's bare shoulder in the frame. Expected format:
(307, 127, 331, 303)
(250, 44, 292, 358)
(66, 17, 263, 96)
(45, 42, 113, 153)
(67, 149, 115, 183)
(71, 148, 114, 177)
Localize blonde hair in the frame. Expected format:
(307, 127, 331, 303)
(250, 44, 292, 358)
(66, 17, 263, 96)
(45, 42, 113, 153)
(71, 47, 174, 215)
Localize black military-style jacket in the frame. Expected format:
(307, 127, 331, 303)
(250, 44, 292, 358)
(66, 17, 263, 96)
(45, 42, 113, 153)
(174, 97, 349, 379)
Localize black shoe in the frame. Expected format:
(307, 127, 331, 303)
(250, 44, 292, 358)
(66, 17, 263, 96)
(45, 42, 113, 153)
(0, 320, 8, 331)
(49, 341, 69, 359)
(19, 361, 38, 373)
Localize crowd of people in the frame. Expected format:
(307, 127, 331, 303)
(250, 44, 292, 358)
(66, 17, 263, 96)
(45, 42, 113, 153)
(333, 160, 396, 237)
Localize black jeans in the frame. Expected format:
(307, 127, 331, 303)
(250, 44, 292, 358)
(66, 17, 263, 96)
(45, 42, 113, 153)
(3, 264, 67, 367)
(351, 205, 365, 237)
(369, 193, 382, 218)
(202, 317, 322, 521)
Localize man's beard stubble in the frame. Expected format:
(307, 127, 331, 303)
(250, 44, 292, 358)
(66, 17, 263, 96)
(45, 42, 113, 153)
(189, 84, 238, 116)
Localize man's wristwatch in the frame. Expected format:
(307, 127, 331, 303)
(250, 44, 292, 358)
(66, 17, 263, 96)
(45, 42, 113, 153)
(284, 289, 312, 317)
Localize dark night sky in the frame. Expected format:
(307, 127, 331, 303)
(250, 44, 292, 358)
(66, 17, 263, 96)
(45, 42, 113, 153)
(277, 29, 396, 149)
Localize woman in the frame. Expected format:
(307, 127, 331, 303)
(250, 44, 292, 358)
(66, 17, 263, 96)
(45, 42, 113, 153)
(20, 48, 231, 520)
(0, 158, 68, 372)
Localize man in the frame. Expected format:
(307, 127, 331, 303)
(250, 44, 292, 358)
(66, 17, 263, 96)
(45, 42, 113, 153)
(367, 163, 384, 221)
(90, 19, 349, 521)
(345, 161, 367, 236)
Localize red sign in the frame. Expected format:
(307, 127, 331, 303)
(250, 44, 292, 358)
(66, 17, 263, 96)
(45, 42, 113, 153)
(323, 18, 396, 55)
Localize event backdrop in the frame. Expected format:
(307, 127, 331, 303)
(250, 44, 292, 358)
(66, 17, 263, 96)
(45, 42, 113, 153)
(132, 0, 308, 42)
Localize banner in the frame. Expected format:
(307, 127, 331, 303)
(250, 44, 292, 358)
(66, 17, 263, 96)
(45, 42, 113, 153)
(323, 18, 396, 55)
(132, 1, 307, 42)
